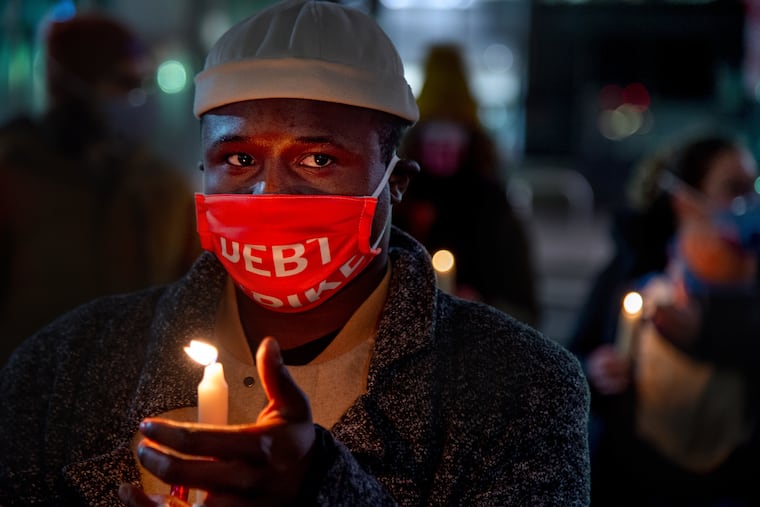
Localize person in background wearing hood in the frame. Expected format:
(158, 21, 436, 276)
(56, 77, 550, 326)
(0, 12, 200, 365)
(393, 44, 540, 327)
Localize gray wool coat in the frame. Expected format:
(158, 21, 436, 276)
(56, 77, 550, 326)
(0, 227, 590, 506)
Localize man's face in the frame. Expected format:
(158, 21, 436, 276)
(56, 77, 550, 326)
(201, 98, 387, 198)
(200, 98, 396, 253)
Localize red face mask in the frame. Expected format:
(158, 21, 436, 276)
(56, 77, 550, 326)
(195, 156, 398, 313)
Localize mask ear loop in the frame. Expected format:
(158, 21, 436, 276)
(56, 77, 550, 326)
(659, 171, 716, 214)
(369, 154, 400, 250)
(371, 155, 400, 198)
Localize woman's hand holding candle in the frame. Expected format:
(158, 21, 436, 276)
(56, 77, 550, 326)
(615, 291, 643, 360)
(583, 291, 644, 397)
(119, 337, 316, 507)
(586, 344, 632, 395)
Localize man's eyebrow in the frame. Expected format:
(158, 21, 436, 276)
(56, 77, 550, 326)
(296, 135, 339, 146)
(208, 135, 250, 150)
(208, 134, 347, 151)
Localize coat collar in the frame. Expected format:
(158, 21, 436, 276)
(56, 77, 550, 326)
(370, 227, 439, 373)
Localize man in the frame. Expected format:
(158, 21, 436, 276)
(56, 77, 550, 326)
(0, 1, 590, 505)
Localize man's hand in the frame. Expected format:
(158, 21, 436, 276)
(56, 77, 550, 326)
(120, 337, 316, 507)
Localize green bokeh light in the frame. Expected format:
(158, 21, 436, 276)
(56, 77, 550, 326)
(156, 60, 187, 94)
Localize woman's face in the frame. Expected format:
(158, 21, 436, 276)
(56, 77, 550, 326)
(676, 145, 758, 284)
(700, 146, 757, 209)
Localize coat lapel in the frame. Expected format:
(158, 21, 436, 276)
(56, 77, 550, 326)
(333, 231, 445, 500)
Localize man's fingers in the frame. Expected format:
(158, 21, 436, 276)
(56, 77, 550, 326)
(136, 441, 265, 494)
(138, 422, 269, 462)
(134, 337, 315, 500)
(255, 337, 311, 422)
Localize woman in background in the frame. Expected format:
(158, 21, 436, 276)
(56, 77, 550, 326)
(569, 133, 760, 506)
(394, 44, 539, 326)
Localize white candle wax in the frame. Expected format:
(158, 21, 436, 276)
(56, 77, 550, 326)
(184, 340, 229, 425)
(198, 361, 228, 425)
(616, 291, 643, 359)
(182, 340, 228, 505)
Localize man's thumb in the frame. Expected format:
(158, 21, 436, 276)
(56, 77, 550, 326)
(256, 337, 310, 420)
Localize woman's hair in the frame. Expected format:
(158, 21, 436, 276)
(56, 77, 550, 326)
(626, 146, 673, 211)
(627, 134, 742, 211)
(670, 135, 741, 191)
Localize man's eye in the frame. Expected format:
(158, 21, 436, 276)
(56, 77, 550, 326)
(227, 153, 254, 166)
(301, 154, 333, 168)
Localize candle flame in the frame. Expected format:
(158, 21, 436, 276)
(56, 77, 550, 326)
(622, 291, 643, 316)
(432, 249, 455, 273)
(184, 340, 218, 366)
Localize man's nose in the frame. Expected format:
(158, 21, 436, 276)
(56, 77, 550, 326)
(249, 181, 266, 194)
(249, 160, 291, 195)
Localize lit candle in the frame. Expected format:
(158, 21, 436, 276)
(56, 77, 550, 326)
(173, 340, 228, 503)
(432, 249, 456, 294)
(616, 291, 643, 360)
(184, 340, 228, 425)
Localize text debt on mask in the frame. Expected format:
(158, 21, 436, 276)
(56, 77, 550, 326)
(218, 236, 369, 309)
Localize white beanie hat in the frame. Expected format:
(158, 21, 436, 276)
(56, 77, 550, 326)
(193, 0, 419, 122)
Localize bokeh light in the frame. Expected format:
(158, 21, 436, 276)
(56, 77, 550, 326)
(598, 84, 623, 110)
(483, 43, 514, 73)
(621, 82, 650, 110)
(599, 104, 643, 140)
(156, 60, 187, 94)
(597, 82, 653, 141)
(50, 0, 76, 21)
(432, 249, 455, 273)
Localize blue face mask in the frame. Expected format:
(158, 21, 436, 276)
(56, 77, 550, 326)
(660, 171, 760, 254)
(717, 193, 760, 254)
